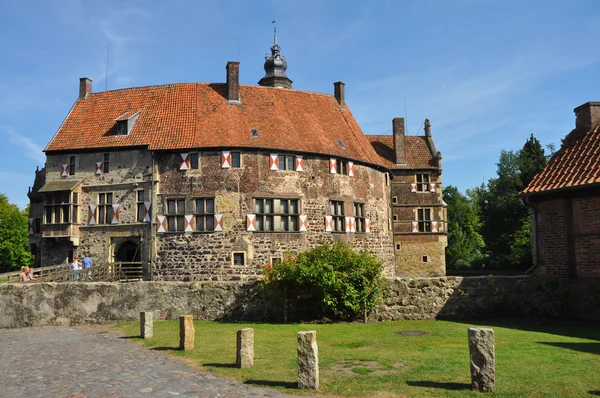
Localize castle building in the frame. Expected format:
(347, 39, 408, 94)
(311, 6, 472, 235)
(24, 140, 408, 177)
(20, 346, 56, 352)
(27, 40, 446, 280)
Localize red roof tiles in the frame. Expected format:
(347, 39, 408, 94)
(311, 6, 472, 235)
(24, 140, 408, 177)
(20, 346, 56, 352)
(367, 135, 439, 169)
(45, 83, 386, 168)
(522, 124, 600, 194)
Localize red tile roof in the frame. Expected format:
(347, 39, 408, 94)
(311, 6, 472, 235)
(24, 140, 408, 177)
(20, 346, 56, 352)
(45, 83, 386, 168)
(367, 135, 439, 169)
(522, 124, 600, 194)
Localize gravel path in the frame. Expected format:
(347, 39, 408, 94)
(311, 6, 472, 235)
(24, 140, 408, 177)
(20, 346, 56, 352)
(0, 325, 309, 398)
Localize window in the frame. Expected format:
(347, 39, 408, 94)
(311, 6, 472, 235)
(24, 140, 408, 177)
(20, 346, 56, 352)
(270, 257, 283, 266)
(422, 256, 429, 263)
(393, 215, 398, 221)
(233, 252, 245, 265)
(195, 197, 215, 231)
(137, 191, 145, 222)
(98, 193, 113, 224)
(103, 153, 110, 173)
(43, 191, 78, 224)
(392, 197, 398, 204)
(255, 198, 299, 232)
(69, 156, 76, 176)
(116, 120, 128, 136)
(395, 243, 401, 251)
(416, 173, 430, 192)
(190, 152, 199, 169)
(32, 218, 41, 234)
(231, 151, 241, 168)
(354, 203, 365, 232)
(330, 200, 345, 232)
(166, 198, 185, 232)
(278, 154, 296, 171)
(338, 159, 348, 175)
(417, 208, 431, 232)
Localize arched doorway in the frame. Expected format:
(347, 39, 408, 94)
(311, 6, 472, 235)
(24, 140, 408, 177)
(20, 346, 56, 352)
(114, 241, 141, 262)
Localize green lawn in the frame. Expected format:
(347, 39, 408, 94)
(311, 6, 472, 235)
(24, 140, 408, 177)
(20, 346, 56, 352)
(112, 319, 600, 397)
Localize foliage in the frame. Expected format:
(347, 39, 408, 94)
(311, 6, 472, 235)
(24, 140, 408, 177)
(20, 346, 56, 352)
(0, 193, 32, 272)
(261, 242, 385, 321)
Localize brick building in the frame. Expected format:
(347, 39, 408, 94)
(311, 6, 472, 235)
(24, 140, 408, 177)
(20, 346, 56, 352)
(27, 41, 446, 280)
(522, 102, 600, 278)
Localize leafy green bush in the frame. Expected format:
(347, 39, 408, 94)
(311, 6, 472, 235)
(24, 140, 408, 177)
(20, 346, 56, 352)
(261, 242, 385, 322)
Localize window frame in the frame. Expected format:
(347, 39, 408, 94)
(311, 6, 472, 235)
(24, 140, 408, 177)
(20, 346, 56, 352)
(189, 152, 199, 170)
(103, 153, 110, 173)
(416, 173, 430, 192)
(68, 155, 76, 176)
(43, 191, 78, 224)
(194, 197, 215, 232)
(277, 154, 296, 171)
(136, 190, 145, 222)
(353, 202, 366, 233)
(232, 251, 246, 266)
(330, 200, 345, 232)
(417, 208, 432, 232)
(231, 151, 241, 168)
(166, 198, 186, 232)
(254, 197, 300, 232)
(97, 192, 114, 225)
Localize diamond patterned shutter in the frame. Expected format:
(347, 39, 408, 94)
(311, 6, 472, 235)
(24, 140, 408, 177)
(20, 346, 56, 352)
(350, 217, 356, 232)
(61, 164, 69, 177)
(180, 153, 190, 170)
(184, 215, 195, 232)
(157, 215, 167, 233)
(429, 183, 437, 193)
(111, 204, 120, 224)
(410, 183, 417, 193)
(296, 155, 304, 172)
(95, 162, 103, 175)
(246, 214, 256, 231)
(28, 218, 33, 234)
(329, 158, 337, 174)
(143, 202, 151, 222)
(214, 214, 224, 232)
(365, 218, 371, 233)
(411, 221, 419, 233)
(299, 215, 308, 232)
(324, 215, 333, 232)
(270, 154, 279, 170)
(221, 151, 231, 168)
(348, 161, 354, 176)
(431, 221, 438, 232)
(88, 205, 97, 225)
(345, 216, 352, 233)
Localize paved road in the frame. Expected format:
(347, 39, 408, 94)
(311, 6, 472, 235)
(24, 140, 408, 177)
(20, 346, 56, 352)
(0, 325, 307, 398)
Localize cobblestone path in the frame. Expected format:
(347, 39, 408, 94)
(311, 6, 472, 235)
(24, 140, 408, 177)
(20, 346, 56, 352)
(0, 326, 309, 398)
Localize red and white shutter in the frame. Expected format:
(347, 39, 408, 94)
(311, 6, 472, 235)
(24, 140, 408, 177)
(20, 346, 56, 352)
(429, 183, 437, 193)
(296, 155, 304, 172)
(111, 204, 120, 224)
(246, 214, 256, 231)
(270, 154, 279, 170)
(157, 215, 167, 233)
(95, 162, 103, 175)
(365, 218, 371, 233)
(431, 221, 438, 232)
(348, 161, 354, 177)
(184, 215, 194, 232)
(410, 183, 418, 193)
(88, 205, 97, 225)
(28, 218, 34, 234)
(324, 215, 333, 232)
(345, 216, 351, 233)
(143, 202, 151, 222)
(411, 221, 419, 233)
(61, 164, 69, 177)
(299, 215, 308, 232)
(214, 214, 224, 232)
(221, 151, 231, 168)
(350, 217, 356, 232)
(179, 153, 190, 170)
(329, 158, 337, 174)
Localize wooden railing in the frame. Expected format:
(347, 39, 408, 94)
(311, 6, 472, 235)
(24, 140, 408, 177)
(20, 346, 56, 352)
(0, 262, 144, 283)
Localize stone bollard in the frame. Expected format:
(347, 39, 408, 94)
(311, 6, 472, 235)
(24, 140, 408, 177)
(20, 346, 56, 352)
(236, 328, 254, 368)
(468, 328, 495, 392)
(179, 315, 195, 351)
(297, 331, 319, 390)
(140, 311, 153, 339)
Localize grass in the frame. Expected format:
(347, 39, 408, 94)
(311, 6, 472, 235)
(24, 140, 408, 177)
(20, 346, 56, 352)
(112, 319, 600, 397)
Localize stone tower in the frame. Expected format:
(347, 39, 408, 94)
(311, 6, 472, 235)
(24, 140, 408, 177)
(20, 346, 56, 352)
(258, 28, 293, 89)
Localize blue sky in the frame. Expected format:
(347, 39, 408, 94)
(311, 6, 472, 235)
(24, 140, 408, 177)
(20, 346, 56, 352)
(1, 0, 599, 209)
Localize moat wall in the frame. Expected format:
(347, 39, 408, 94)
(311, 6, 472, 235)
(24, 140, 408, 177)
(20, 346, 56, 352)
(1, 276, 598, 328)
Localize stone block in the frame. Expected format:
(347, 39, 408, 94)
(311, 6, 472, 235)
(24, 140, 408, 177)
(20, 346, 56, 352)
(468, 327, 495, 392)
(236, 328, 254, 368)
(140, 311, 153, 339)
(179, 315, 195, 351)
(297, 330, 319, 389)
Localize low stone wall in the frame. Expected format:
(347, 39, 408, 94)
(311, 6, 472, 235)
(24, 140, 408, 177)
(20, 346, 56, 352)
(0, 276, 597, 328)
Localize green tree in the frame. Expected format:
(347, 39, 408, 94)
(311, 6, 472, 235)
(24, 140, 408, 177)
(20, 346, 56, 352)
(443, 185, 485, 269)
(0, 193, 33, 272)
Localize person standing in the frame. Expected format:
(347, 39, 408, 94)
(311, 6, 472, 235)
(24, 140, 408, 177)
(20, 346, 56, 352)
(71, 256, 82, 280)
(82, 253, 93, 280)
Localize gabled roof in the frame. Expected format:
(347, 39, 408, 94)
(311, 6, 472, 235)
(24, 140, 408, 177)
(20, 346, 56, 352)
(45, 83, 386, 168)
(367, 135, 440, 170)
(522, 124, 600, 195)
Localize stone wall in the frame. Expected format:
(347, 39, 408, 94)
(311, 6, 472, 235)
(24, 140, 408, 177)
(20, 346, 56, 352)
(2, 275, 598, 328)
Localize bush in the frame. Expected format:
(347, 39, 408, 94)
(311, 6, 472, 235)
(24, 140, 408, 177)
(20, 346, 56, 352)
(261, 242, 385, 322)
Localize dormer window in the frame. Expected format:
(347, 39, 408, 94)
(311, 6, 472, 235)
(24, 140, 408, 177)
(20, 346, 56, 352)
(115, 111, 141, 136)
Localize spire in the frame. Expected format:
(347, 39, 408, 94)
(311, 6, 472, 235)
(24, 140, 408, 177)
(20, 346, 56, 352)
(258, 25, 293, 89)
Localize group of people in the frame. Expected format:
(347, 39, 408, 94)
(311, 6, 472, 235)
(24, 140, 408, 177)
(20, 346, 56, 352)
(72, 253, 93, 280)
(19, 266, 37, 282)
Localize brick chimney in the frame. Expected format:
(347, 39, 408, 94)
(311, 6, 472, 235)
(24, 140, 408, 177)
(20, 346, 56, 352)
(393, 117, 406, 165)
(79, 78, 92, 99)
(574, 102, 600, 131)
(226, 61, 240, 104)
(334, 81, 345, 108)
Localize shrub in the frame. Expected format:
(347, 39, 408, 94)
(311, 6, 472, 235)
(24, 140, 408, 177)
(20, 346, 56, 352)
(261, 242, 385, 322)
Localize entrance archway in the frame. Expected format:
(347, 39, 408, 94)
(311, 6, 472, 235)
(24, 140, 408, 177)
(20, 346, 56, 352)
(114, 241, 141, 262)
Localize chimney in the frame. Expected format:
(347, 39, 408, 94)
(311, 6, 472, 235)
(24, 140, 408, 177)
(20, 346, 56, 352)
(393, 117, 406, 165)
(226, 61, 241, 104)
(574, 102, 600, 131)
(79, 77, 92, 99)
(424, 118, 431, 137)
(334, 81, 345, 108)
